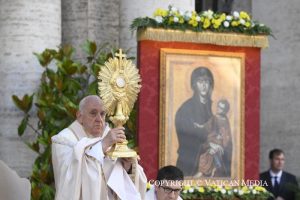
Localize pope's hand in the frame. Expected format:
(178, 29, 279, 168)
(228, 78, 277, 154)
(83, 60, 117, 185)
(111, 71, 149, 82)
(102, 127, 126, 152)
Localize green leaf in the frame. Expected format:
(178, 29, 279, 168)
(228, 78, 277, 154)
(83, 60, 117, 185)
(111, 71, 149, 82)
(56, 60, 67, 74)
(87, 80, 98, 95)
(91, 63, 101, 77)
(33, 49, 53, 67)
(12, 94, 34, 113)
(62, 44, 74, 58)
(18, 116, 28, 136)
(12, 95, 25, 111)
(35, 99, 48, 108)
(67, 63, 79, 75)
(63, 78, 82, 93)
(26, 141, 40, 153)
(46, 68, 56, 81)
(40, 183, 55, 200)
(82, 40, 97, 56)
(24, 94, 34, 113)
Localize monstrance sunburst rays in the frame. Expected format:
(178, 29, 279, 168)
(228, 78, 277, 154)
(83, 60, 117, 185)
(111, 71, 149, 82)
(98, 49, 141, 125)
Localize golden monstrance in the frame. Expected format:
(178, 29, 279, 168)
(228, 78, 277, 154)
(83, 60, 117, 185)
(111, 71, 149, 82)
(98, 49, 141, 159)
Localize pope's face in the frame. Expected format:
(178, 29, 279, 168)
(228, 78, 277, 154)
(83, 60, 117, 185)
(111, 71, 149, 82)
(155, 180, 182, 200)
(195, 76, 210, 97)
(77, 98, 106, 137)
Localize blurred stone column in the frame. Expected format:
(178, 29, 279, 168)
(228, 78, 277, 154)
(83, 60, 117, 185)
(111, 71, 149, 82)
(119, 0, 195, 57)
(253, 0, 300, 176)
(232, 0, 251, 13)
(0, 0, 61, 177)
(62, 0, 120, 60)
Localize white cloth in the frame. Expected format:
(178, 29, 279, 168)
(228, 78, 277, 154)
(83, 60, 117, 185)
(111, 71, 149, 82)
(0, 160, 31, 200)
(269, 170, 282, 186)
(52, 120, 147, 200)
(145, 186, 183, 200)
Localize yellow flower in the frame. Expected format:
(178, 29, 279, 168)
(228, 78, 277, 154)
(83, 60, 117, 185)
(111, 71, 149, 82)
(240, 11, 250, 20)
(200, 16, 205, 22)
(231, 21, 240, 27)
(179, 17, 184, 24)
(175, 11, 182, 18)
(225, 186, 232, 190)
(183, 185, 191, 191)
(198, 187, 205, 193)
(245, 21, 251, 28)
(220, 13, 226, 21)
(146, 182, 151, 190)
(153, 8, 168, 17)
(214, 187, 221, 192)
(212, 19, 222, 29)
(242, 186, 249, 193)
(254, 186, 266, 192)
(203, 18, 211, 29)
(192, 21, 198, 27)
(188, 19, 198, 27)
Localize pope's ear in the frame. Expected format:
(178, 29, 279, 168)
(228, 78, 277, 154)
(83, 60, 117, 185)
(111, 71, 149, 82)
(76, 111, 82, 122)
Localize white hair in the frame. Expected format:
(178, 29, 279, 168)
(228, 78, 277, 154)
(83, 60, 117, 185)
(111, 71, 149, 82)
(78, 95, 102, 113)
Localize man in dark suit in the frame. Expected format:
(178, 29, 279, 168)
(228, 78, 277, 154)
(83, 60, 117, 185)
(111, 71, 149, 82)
(260, 149, 298, 200)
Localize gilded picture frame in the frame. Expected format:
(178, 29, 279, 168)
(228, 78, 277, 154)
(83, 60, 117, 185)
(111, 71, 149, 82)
(159, 48, 245, 183)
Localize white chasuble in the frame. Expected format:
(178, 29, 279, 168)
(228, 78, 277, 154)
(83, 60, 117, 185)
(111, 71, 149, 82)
(52, 120, 147, 200)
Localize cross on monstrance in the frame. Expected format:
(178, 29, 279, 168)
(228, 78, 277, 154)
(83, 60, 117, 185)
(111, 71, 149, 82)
(115, 49, 126, 70)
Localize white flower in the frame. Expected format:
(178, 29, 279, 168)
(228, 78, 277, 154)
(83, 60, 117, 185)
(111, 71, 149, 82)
(252, 189, 257, 194)
(182, 190, 187, 194)
(233, 11, 240, 19)
(233, 189, 238, 193)
(203, 10, 214, 19)
(251, 21, 256, 27)
(185, 11, 192, 19)
(221, 189, 226, 194)
(173, 16, 179, 22)
(226, 15, 233, 21)
(196, 16, 201, 22)
(259, 23, 265, 27)
(188, 188, 194, 193)
(223, 21, 230, 27)
(155, 16, 163, 23)
(171, 6, 178, 12)
(179, 10, 184, 16)
(239, 19, 246, 25)
(228, 191, 232, 195)
(238, 190, 244, 195)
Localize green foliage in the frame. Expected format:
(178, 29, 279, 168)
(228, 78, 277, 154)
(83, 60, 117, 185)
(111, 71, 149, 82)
(12, 41, 138, 200)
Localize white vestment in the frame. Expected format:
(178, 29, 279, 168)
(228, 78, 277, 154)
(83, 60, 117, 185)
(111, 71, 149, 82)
(52, 120, 147, 200)
(145, 187, 183, 200)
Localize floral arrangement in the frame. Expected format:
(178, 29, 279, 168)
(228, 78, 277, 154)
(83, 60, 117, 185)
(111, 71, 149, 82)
(146, 183, 273, 200)
(131, 6, 272, 36)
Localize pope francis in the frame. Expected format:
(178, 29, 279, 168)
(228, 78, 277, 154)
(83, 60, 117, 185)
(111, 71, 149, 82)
(51, 95, 147, 200)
